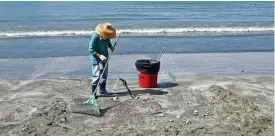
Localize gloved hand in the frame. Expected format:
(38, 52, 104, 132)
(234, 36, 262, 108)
(99, 55, 107, 62)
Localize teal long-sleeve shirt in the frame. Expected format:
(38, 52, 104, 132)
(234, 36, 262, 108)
(89, 33, 112, 64)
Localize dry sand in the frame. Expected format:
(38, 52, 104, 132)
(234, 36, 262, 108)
(0, 74, 273, 136)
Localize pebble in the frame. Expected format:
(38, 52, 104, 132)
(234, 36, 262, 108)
(186, 120, 191, 124)
(158, 113, 165, 117)
(202, 113, 209, 116)
(60, 118, 65, 122)
(135, 96, 139, 100)
(193, 112, 199, 115)
(142, 98, 147, 101)
(112, 97, 118, 101)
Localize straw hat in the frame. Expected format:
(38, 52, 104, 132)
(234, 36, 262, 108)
(95, 22, 116, 38)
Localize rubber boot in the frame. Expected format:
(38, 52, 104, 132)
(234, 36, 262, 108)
(99, 82, 112, 95)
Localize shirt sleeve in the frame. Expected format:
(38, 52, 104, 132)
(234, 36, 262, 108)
(107, 39, 112, 47)
(88, 37, 97, 55)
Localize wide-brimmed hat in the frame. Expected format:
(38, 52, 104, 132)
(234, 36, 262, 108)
(95, 22, 116, 39)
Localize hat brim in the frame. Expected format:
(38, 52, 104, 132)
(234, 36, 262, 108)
(95, 23, 116, 39)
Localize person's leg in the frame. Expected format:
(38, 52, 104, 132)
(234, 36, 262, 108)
(99, 64, 111, 94)
(91, 64, 100, 95)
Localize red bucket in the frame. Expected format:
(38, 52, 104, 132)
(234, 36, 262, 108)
(138, 72, 158, 88)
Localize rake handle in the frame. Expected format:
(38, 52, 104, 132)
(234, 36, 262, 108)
(94, 34, 121, 95)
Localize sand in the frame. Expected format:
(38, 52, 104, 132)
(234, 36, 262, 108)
(0, 74, 273, 136)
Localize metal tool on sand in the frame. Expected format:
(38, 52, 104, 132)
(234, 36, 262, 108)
(117, 77, 134, 99)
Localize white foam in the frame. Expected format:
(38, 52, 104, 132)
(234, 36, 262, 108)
(0, 26, 273, 38)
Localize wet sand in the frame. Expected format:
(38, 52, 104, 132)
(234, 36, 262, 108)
(0, 74, 273, 136)
(0, 52, 273, 80)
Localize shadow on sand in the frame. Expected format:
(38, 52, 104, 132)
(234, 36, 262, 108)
(73, 82, 177, 116)
(157, 82, 178, 88)
(99, 99, 131, 116)
(112, 89, 168, 96)
(111, 81, 178, 97)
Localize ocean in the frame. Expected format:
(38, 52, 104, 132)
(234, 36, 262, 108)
(0, 1, 274, 79)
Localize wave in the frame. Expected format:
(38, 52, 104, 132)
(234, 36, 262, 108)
(0, 26, 274, 38)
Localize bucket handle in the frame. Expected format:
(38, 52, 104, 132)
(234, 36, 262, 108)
(157, 47, 165, 62)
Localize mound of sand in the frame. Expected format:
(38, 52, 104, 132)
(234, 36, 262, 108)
(198, 85, 273, 135)
(0, 98, 71, 135)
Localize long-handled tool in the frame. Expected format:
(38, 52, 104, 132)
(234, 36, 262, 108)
(72, 34, 121, 116)
(157, 47, 165, 62)
(117, 77, 134, 99)
(94, 34, 121, 98)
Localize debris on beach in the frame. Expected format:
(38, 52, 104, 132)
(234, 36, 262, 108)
(202, 113, 209, 116)
(111, 96, 119, 101)
(142, 95, 155, 101)
(193, 110, 199, 115)
(158, 113, 165, 117)
(185, 120, 191, 124)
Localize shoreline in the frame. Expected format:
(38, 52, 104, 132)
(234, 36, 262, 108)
(0, 52, 273, 80)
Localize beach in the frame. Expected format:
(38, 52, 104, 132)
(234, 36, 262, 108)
(0, 48, 274, 136)
(0, 73, 273, 136)
(0, 53, 274, 135)
(0, 1, 274, 136)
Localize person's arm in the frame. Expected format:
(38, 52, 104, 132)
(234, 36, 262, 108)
(89, 37, 97, 56)
(107, 39, 115, 52)
(89, 37, 107, 61)
(108, 44, 114, 52)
